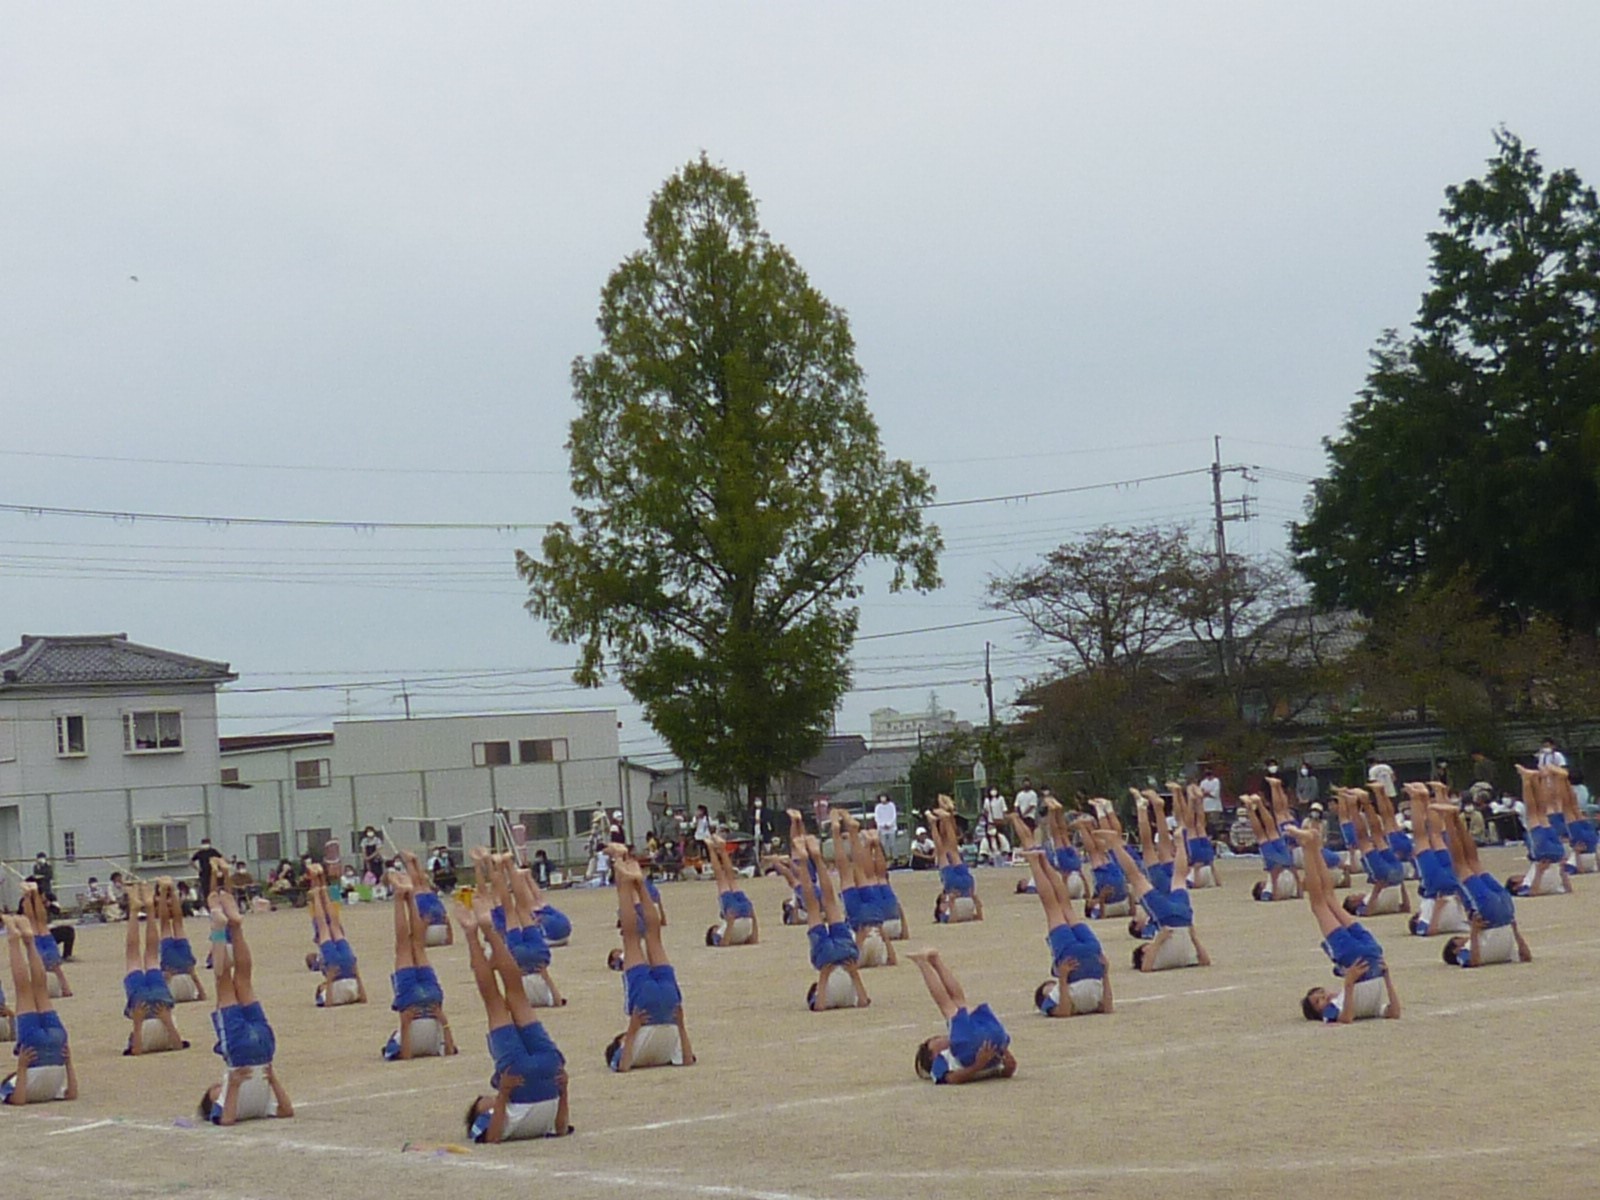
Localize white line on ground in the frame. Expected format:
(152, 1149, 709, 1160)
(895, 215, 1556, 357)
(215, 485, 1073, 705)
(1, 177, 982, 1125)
(13, 1116, 851, 1200)
(296, 1081, 466, 1110)
(829, 1130, 1600, 1181)
(45, 1118, 116, 1136)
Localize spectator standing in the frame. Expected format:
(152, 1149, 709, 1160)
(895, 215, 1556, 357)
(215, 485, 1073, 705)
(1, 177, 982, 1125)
(692, 806, 713, 860)
(359, 826, 385, 884)
(1295, 761, 1320, 809)
(1014, 779, 1040, 829)
(873, 793, 900, 862)
(1198, 767, 1224, 838)
(982, 788, 1008, 830)
(1537, 737, 1567, 771)
(190, 838, 225, 903)
(30, 852, 54, 899)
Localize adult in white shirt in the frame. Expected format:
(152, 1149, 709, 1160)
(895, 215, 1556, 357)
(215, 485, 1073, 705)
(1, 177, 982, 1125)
(1198, 767, 1224, 837)
(873, 793, 900, 862)
(1537, 738, 1567, 771)
(1365, 757, 1397, 800)
(982, 788, 1008, 828)
(1014, 779, 1040, 829)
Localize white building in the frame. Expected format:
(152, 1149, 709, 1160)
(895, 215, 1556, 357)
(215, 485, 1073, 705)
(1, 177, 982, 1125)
(868, 704, 971, 748)
(220, 710, 657, 871)
(0, 633, 235, 907)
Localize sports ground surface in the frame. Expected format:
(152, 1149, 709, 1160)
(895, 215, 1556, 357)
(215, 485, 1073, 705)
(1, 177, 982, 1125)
(0, 843, 1594, 1200)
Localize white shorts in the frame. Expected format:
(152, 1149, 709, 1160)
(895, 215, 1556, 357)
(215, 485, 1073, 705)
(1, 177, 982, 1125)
(858, 931, 889, 968)
(325, 977, 362, 1006)
(627, 1023, 685, 1068)
(424, 924, 450, 948)
(1150, 929, 1200, 971)
(499, 1098, 563, 1141)
(522, 974, 556, 1007)
(949, 896, 978, 922)
(719, 916, 754, 946)
(168, 974, 200, 1003)
(881, 917, 904, 940)
(1364, 886, 1404, 916)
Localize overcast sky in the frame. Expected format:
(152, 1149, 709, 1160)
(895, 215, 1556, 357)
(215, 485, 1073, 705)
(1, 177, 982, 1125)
(3, 3, 1597, 767)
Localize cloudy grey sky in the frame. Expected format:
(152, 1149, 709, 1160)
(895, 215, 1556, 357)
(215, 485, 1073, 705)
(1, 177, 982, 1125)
(3, 3, 1597, 766)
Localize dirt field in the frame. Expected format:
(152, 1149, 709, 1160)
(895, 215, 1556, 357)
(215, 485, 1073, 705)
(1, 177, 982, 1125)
(0, 844, 1595, 1200)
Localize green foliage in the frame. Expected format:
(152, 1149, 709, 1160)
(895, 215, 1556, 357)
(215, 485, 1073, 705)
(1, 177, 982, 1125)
(1327, 728, 1377, 788)
(518, 157, 941, 804)
(1293, 130, 1600, 633)
(995, 524, 1343, 795)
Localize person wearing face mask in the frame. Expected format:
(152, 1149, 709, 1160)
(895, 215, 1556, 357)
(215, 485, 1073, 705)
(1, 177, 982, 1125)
(1296, 761, 1320, 808)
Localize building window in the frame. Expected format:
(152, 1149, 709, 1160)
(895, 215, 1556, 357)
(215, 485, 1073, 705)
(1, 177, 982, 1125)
(518, 738, 568, 764)
(417, 820, 437, 845)
(295, 758, 331, 790)
(518, 810, 570, 840)
(62, 830, 77, 861)
(299, 828, 332, 859)
(472, 740, 513, 767)
(0, 716, 14, 763)
(124, 710, 183, 753)
(446, 824, 464, 850)
(136, 822, 190, 864)
(220, 767, 241, 785)
(248, 831, 282, 864)
(55, 714, 87, 757)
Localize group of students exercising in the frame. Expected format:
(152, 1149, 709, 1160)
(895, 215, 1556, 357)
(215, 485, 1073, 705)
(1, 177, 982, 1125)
(1, 766, 1578, 1134)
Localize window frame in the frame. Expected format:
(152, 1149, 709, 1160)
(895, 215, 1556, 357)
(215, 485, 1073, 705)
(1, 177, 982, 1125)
(517, 737, 569, 764)
(294, 757, 332, 790)
(517, 809, 570, 840)
(472, 740, 513, 767)
(123, 709, 184, 754)
(55, 713, 88, 757)
(135, 821, 191, 865)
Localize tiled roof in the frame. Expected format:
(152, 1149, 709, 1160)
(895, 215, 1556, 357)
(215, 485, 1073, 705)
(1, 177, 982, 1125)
(0, 634, 236, 689)
(817, 746, 921, 792)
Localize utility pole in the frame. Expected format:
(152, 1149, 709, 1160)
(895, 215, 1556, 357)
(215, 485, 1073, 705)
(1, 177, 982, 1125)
(1211, 435, 1237, 685)
(398, 679, 413, 719)
(984, 641, 996, 731)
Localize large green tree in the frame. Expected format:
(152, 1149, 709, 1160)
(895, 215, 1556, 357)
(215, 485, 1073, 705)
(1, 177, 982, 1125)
(518, 157, 941, 808)
(1293, 131, 1600, 633)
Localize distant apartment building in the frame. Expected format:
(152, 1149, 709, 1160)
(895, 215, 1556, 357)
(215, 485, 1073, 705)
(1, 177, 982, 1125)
(869, 704, 971, 748)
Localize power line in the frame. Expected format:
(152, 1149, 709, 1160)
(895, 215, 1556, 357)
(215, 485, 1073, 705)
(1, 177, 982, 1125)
(0, 467, 1220, 533)
(924, 467, 1213, 510)
(0, 447, 566, 478)
(0, 501, 546, 533)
